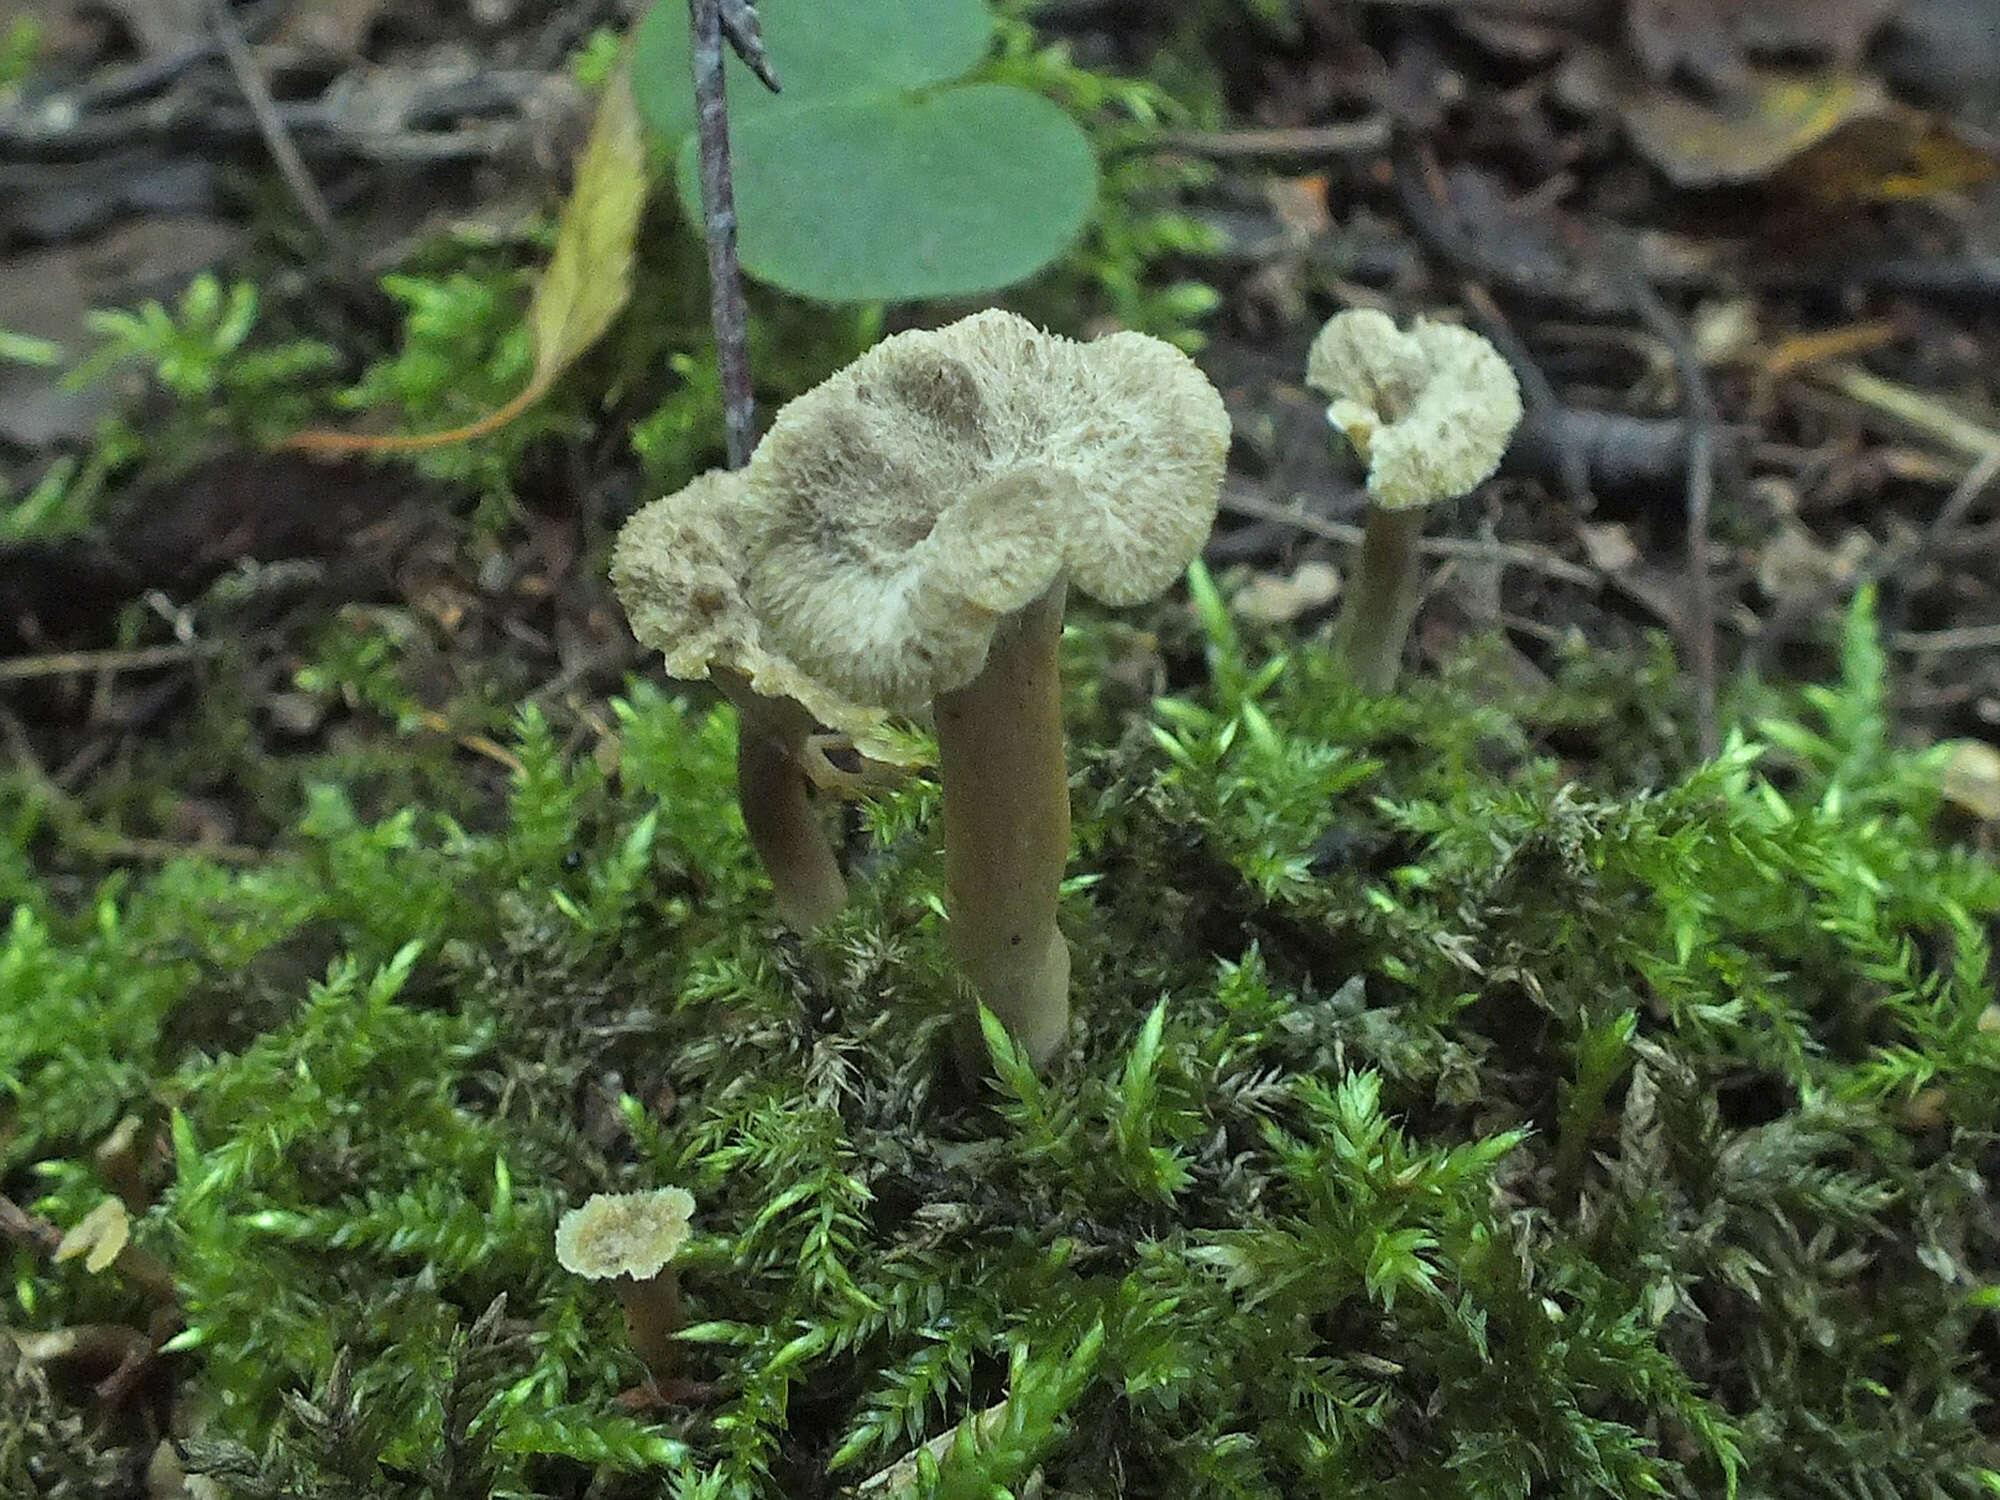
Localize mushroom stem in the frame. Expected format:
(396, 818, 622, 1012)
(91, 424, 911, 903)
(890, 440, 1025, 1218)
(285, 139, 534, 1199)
(614, 1267, 683, 1379)
(722, 676, 848, 932)
(1333, 502, 1427, 694)
(935, 584, 1072, 1071)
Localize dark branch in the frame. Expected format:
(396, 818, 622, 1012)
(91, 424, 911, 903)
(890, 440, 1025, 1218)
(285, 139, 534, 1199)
(1622, 265, 1724, 761)
(687, 0, 758, 469)
(719, 0, 781, 93)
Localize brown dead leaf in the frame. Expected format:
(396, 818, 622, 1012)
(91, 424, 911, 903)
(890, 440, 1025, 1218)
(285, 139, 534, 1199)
(1430, 163, 1625, 314)
(1562, 42, 1997, 196)
(1263, 175, 1331, 240)
(1784, 108, 1998, 201)
(268, 0, 392, 58)
(1756, 523, 1872, 606)
(8, 1323, 151, 1374)
(0, 218, 238, 447)
(1627, 0, 1906, 90)
(1454, 13, 1574, 63)
(1560, 50, 1887, 186)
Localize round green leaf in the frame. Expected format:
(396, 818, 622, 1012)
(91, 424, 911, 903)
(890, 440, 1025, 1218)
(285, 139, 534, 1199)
(631, 0, 994, 143)
(674, 84, 1097, 303)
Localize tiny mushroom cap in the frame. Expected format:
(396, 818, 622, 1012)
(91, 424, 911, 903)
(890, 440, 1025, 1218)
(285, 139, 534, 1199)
(555, 1188, 695, 1282)
(734, 309, 1231, 714)
(55, 1197, 130, 1274)
(1305, 308, 1523, 511)
(611, 469, 884, 739)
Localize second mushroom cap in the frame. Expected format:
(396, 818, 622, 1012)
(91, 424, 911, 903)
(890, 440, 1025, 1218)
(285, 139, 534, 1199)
(1305, 308, 1522, 512)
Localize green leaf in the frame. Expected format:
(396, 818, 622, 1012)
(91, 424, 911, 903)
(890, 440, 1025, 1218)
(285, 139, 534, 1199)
(674, 85, 1095, 301)
(632, 0, 1096, 301)
(630, 0, 993, 142)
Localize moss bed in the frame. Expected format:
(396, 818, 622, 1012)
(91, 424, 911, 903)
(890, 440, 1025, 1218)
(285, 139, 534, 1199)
(5, 577, 1997, 1499)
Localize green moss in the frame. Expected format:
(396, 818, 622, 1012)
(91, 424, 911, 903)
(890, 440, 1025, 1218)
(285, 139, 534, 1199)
(5, 586, 1996, 1498)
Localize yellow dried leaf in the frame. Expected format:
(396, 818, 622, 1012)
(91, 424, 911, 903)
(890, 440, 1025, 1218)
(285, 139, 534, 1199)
(526, 63, 648, 397)
(285, 65, 650, 455)
(1621, 68, 1883, 188)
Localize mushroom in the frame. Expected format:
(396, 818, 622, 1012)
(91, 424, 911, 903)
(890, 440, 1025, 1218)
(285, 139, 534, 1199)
(53, 1195, 176, 1301)
(613, 470, 885, 932)
(1305, 308, 1523, 692)
(735, 309, 1230, 1068)
(554, 1188, 695, 1380)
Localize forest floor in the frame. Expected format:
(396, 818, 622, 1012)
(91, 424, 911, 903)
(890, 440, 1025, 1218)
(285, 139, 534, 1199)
(2, 0, 1997, 841)
(4, 2, 2000, 1497)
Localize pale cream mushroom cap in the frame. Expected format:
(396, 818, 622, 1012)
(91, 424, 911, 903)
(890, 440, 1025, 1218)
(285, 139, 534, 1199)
(1305, 309, 1522, 511)
(554, 1188, 695, 1281)
(611, 468, 886, 739)
(54, 1197, 130, 1274)
(736, 309, 1231, 713)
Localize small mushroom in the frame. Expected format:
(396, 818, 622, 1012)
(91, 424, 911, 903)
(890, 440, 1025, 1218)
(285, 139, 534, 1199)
(54, 1195, 176, 1302)
(1306, 308, 1522, 692)
(555, 1188, 695, 1381)
(738, 310, 1229, 1068)
(613, 470, 884, 932)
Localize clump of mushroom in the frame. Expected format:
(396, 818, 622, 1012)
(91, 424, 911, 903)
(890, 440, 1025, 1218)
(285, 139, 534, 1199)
(1306, 309, 1523, 692)
(614, 310, 1229, 1068)
(555, 1187, 695, 1381)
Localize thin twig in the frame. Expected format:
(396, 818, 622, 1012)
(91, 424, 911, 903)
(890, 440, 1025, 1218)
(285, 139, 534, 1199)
(0, 641, 227, 683)
(1159, 118, 1391, 158)
(0, 705, 262, 866)
(1622, 269, 1722, 759)
(857, 1399, 1014, 1497)
(1811, 364, 2000, 461)
(203, 0, 341, 248)
(688, 0, 758, 469)
(0, 66, 549, 163)
(1918, 440, 2000, 551)
(0, 1193, 63, 1258)
(1219, 490, 1599, 586)
(1889, 623, 2000, 655)
(1461, 280, 1594, 512)
(1348, 0, 1585, 10)
(718, 0, 780, 91)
